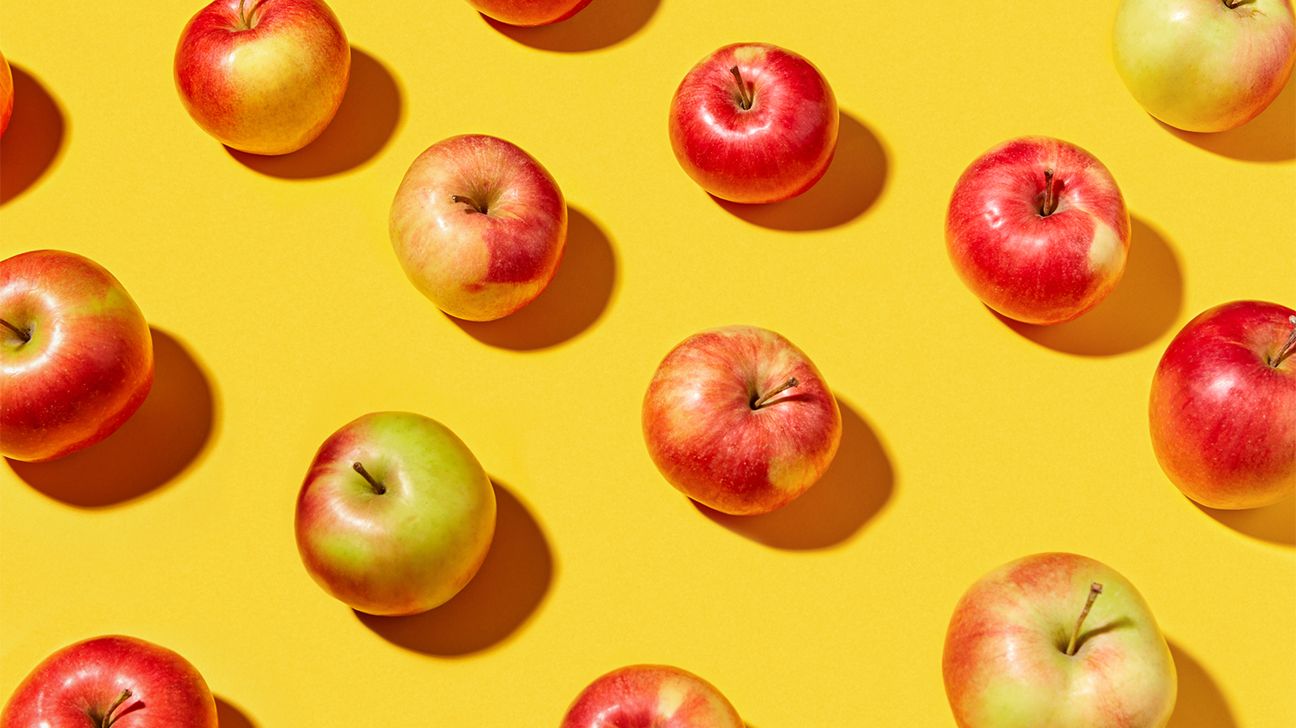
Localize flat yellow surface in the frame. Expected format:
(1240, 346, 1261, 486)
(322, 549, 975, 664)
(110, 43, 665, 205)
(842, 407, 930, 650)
(2, 2, 1294, 726)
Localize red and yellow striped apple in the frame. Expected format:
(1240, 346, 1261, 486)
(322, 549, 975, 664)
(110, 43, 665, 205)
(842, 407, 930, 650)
(1114, 0, 1296, 133)
(1150, 300, 1296, 509)
(467, 0, 592, 26)
(943, 553, 1177, 728)
(1, 636, 217, 728)
(642, 325, 841, 515)
(561, 665, 742, 728)
(174, 0, 350, 155)
(669, 43, 839, 204)
(946, 137, 1130, 325)
(295, 412, 496, 616)
(1, 250, 153, 462)
(389, 134, 567, 322)
(0, 51, 12, 138)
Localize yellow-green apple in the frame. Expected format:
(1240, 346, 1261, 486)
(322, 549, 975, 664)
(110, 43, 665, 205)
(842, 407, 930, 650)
(1, 250, 153, 462)
(1150, 301, 1296, 509)
(174, 0, 350, 155)
(943, 553, 1177, 728)
(946, 137, 1130, 325)
(1, 635, 217, 728)
(669, 43, 838, 204)
(389, 134, 567, 322)
(0, 51, 12, 138)
(561, 665, 743, 728)
(642, 325, 841, 515)
(467, 0, 592, 26)
(295, 412, 496, 616)
(1114, 0, 1296, 133)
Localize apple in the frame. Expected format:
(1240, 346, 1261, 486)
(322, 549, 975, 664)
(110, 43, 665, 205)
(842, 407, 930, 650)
(0, 50, 12, 138)
(946, 136, 1130, 325)
(1114, 0, 1296, 133)
(561, 665, 743, 728)
(1150, 301, 1296, 509)
(295, 411, 496, 616)
(943, 553, 1177, 728)
(467, 0, 592, 26)
(1, 250, 153, 462)
(1, 635, 217, 728)
(669, 43, 838, 204)
(642, 325, 841, 515)
(389, 134, 567, 322)
(174, 0, 350, 155)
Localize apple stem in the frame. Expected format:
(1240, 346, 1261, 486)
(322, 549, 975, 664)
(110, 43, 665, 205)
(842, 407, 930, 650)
(451, 194, 487, 214)
(100, 689, 133, 728)
(1040, 169, 1059, 217)
(1065, 582, 1103, 656)
(729, 66, 754, 110)
(751, 377, 800, 409)
(352, 462, 387, 495)
(1270, 315, 1296, 368)
(1223, 0, 1253, 8)
(0, 317, 31, 343)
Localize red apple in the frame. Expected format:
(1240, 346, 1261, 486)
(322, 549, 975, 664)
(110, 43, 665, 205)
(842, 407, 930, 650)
(1, 250, 153, 462)
(642, 325, 841, 515)
(296, 412, 497, 616)
(389, 134, 567, 322)
(1, 635, 217, 728)
(1150, 300, 1296, 509)
(467, 0, 592, 26)
(0, 51, 12, 138)
(669, 43, 839, 204)
(174, 0, 350, 155)
(946, 137, 1130, 325)
(561, 665, 743, 728)
(943, 553, 1176, 728)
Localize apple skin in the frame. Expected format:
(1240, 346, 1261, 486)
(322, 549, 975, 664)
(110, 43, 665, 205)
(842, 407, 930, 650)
(389, 134, 567, 322)
(1114, 0, 1296, 133)
(0, 635, 218, 728)
(561, 665, 743, 728)
(295, 412, 497, 616)
(946, 136, 1130, 325)
(669, 43, 839, 204)
(1, 250, 154, 462)
(467, 0, 592, 26)
(1150, 301, 1296, 509)
(943, 553, 1177, 728)
(174, 0, 350, 155)
(0, 50, 12, 138)
(642, 325, 842, 516)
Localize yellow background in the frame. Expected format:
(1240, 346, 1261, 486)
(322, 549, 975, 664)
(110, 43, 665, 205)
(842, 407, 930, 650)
(2, 1, 1294, 725)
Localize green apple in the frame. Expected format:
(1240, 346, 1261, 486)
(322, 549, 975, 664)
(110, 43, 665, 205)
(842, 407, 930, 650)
(943, 553, 1177, 727)
(294, 412, 496, 616)
(1114, 0, 1296, 132)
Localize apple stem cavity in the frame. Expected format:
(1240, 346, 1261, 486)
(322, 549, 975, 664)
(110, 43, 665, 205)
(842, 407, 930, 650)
(729, 66, 754, 110)
(451, 194, 488, 215)
(99, 689, 133, 728)
(1270, 315, 1296, 368)
(1223, 0, 1253, 8)
(0, 317, 31, 343)
(1040, 169, 1060, 217)
(751, 377, 800, 410)
(352, 461, 387, 495)
(1065, 582, 1104, 656)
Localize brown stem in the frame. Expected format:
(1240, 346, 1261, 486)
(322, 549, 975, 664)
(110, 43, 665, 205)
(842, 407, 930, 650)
(1269, 315, 1296, 368)
(0, 318, 31, 342)
(101, 689, 133, 728)
(353, 462, 387, 495)
(1223, 0, 1253, 8)
(729, 66, 753, 110)
(1065, 582, 1103, 656)
(1040, 169, 1059, 216)
(751, 377, 799, 409)
(451, 194, 487, 214)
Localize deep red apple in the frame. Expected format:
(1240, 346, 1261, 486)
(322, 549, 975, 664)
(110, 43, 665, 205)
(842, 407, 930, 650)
(1, 636, 217, 728)
(175, 0, 350, 155)
(1150, 300, 1296, 509)
(642, 325, 841, 515)
(467, 0, 592, 26)
(946, 137, 1130, 325)
(1, 250, 153, 462)
(561, 665, 743, 728)
(669, 43, 839, 204)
